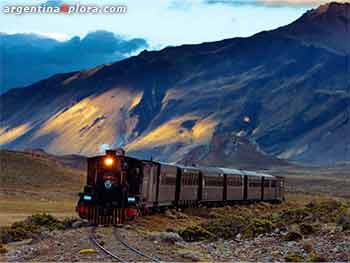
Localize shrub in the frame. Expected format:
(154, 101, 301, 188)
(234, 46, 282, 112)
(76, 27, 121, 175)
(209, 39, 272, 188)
(25, 213, 65, 231)
(203, 215, 245, 240)
(307, 252, 327, 262)
(299, 223, 316, 235)
(309, 200, 347, 222)
(280, 208, 312, 224)
(0, 244, 8, 254)
(179, 225, 214, 242)
(284, 252, 305, 262)
(280, 201, 348, 225)
(242, 219, 273, 239)
(301, 240, 314, 253)
(0, 225, 31, 243)
(283, 231, 302, 241)
(336, 213, 350, 231)
(0, 213, 66, 244)
(165, 228, 177, 233)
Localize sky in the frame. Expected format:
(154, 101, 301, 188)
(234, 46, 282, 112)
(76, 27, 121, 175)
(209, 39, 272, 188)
(1, 0, 346, 92)
(0, 0, 334, 48)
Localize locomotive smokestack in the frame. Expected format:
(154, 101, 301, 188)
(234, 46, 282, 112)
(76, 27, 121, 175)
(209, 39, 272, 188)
(106, 149, 117, 155)
(106, 148, 125, 156)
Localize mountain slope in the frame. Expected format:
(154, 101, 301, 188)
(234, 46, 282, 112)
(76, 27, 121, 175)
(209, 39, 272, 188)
(276, 2, 350, 54)
(180, 134, 291, 170)
(0, 3, 349, 166)
(23, 148, 87, 170)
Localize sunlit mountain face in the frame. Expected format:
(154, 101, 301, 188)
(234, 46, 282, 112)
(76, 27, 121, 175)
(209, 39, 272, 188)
(1, 3, 349, 167)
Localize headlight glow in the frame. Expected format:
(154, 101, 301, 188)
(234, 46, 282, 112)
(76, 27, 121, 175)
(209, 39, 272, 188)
(104, 157, 114, 166)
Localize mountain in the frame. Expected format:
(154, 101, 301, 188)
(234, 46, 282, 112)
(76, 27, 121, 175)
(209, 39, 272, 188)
(179, 134, 291, 170)
(276, 2, 350, 54)
(23, 148, 87, 170)
(0, 2, 349, 166)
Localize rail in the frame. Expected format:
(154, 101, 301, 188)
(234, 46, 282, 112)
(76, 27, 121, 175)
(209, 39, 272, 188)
(89, 226, 161, 262)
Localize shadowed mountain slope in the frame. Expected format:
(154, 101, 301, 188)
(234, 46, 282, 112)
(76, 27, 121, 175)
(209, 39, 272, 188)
(0, 2, 349, 166)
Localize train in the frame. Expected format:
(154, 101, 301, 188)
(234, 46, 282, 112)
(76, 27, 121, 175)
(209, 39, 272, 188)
(76, 149, 285, 224)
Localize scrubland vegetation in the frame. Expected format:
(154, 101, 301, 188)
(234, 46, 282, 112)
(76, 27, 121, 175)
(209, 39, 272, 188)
(0, 214, 80, 245)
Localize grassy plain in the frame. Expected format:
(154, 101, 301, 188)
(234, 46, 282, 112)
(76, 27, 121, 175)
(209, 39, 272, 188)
(0, 150, 85, 225)
(0, 149, 349, 226)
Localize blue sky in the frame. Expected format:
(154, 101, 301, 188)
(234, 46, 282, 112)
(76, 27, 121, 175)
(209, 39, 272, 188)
(0, 0, 329, 48)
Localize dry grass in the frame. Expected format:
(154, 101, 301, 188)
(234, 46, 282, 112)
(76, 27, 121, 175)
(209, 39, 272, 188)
(130, 192, 349, 245)
(0, 197, 77, 226)
(0, 150, 84, 226)
(267, 165, 350, 199)
(0, 150, 85, 192)
(1, 149, 349, 227)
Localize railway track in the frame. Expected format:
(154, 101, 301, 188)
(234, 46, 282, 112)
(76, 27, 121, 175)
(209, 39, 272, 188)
(90, 226, 161, 262)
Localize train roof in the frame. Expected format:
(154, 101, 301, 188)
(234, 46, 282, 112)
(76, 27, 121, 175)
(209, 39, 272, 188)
(158, 162, 275, 178)
(199, 166, 223, 174)
(174, 163, 201, 171)
(241, 170, 261, 177)
(218, 168, 274, 178)
(257, 172, 276, 178)
(243, 170, 275, 178)
(218, 167, 244, 175)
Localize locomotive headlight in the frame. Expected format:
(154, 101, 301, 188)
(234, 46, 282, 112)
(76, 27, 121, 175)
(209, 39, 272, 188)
(128, 197, 136, 203)
(83, 195, 92, 201)
(104, 157, 114, 166)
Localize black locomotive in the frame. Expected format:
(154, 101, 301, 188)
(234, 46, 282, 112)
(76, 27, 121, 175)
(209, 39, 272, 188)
(77, 149, 284, 224)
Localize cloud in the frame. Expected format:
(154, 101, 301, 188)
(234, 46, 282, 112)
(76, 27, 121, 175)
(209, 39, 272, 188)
(35, 32, 69, 41)
(1, 31, 148, 93)
(203, 0, 348, 8)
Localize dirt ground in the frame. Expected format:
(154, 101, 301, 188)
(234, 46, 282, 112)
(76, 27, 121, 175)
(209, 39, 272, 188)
(0, 194, 78, 226)
(1, 194, 349, 262)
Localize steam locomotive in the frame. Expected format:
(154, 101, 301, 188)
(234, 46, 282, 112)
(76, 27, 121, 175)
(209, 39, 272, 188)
(76, 149, 284, 224)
